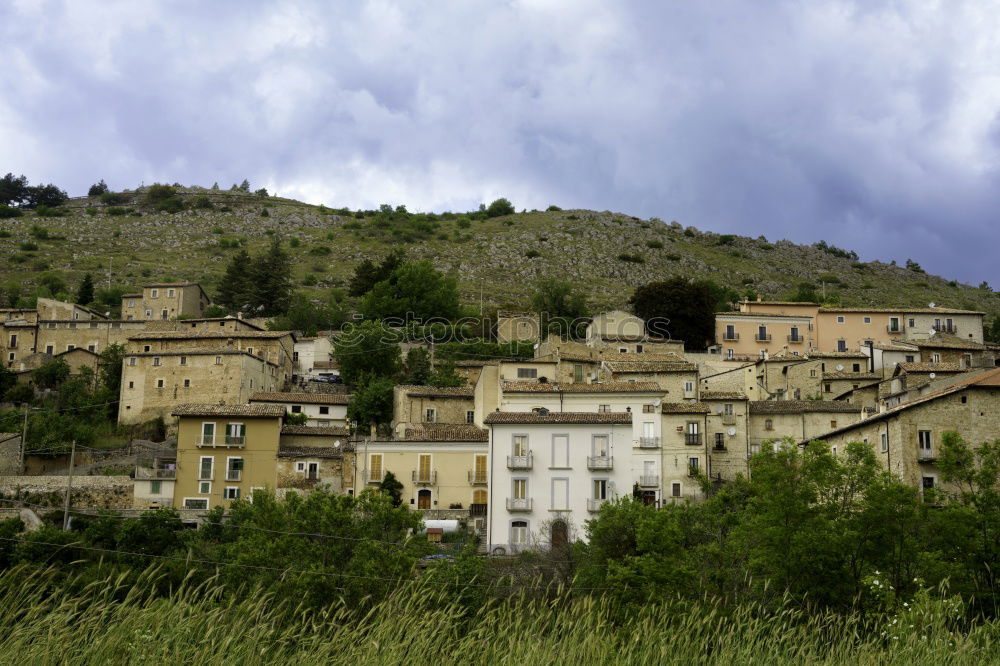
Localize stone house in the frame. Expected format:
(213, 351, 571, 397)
(250, 391, 350, 427)
(276, 425, 353, 495)
(496, 311, 540, 343)
(391, 385, 476, 437)
(748, 401, 864, 454)
(121, 283, 211, 321)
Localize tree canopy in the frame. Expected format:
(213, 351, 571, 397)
(359, 260, 460, 322)
(629, 277, 716, 350)
(333, 320, 402, 384)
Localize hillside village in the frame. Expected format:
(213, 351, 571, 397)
(1, 275, 996, 554)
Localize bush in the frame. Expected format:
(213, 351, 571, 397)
(0, 230, 10, 238)
(288, 237, 300, 248)
(100, 192, 130, 205)
(0, 205, 22, 219)
(525, 250, 541, 259)
(106, 207, 128, 216)
(457, 219, 471, 229)
(29, 225, 49, 239)
(546, 205, 562, 211)
(618, 253, 645, 263)
(646, 240, 664, 249)
(194, 195, 214, 210)
(155, 197, 185, 214)
(85, 207, 98, 216)
(18, 241, 37, 251)
(309, 246, 332, 256)
(87, 180, 109, 196)
(716, 234, 737, 246)
(34, 206, 65, 218)
(485, 198, 515, 218)
(145, 184, 176, 202)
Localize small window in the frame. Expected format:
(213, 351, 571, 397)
(636, 344, 643, 353)
(573, 364, 584, 382)
(922, 476, 935, 490)
(67, 344, 75, 351)
(156, 379, 164, 388)
(168, 289, 175, 297)
(183, 498, 208, 510)
(150, 480, 162, 494)
(425, 408, 437, 423)
(143, 345, 151, 352)
(931, 353, 941, 363)
(153, 357, 160, 366)
(466, 410, 475, 424)
(837, 316, 845, 323)
(246, 347, 254, 356)
(516, 368, 538, 379)
(905, 355, 915, 362)
(671, 482, 681, 497)
(183, 379, 190, 388)
(824, 383, 832, 392)
(619, 347, 628, 353)
(642, 404, 656, 413)
(810, 369, 817, 377)
(880, 433, 888, 452)
(87, 344, 96, 352)
(45, 345, 54, 354)
(319, 406, 329, 415)
(837, 340, 847, 352)
(684, 381, 694, 392)
(831, 420, 837, 428)
(145, 310, 152, 318)
(764, 419, 773, 431)
(128, 381, 134, 389)
(215, 356, 222, 365)
(223, 487, 240, 500)
(598, 404, 611, 413)
(180, 356, 187, 366)
(863, 317, 871, 324)
(151, 289, 158, 298)
(852, 363, 860, 372)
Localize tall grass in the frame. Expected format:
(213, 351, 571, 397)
(0, 566, 994, 664)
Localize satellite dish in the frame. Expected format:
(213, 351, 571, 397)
(835, 364, 844, 371)
(334, 440, 341, 448)
(929, 302, 936, 308)
(929, 372, 936, 379)
(929, 329, 936, 336)
(652, 398, 662, 406)
(607, 481, 617, 492)
(727, 427, 737, 436)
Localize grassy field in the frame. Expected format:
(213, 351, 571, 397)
(1, 186, 997, 315)
(0, 565, 995, 664)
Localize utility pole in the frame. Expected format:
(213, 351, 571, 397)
(62, 440, 76, 531)
(19, 407, 28, 473)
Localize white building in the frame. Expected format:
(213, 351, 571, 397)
(249, 391, 349, 427)
(482, 380, 667, 553)
(293, 336, 335, 381)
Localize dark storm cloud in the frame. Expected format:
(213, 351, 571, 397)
(1, 0, 999, 285)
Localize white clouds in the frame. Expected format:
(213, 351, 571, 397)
(1, 0, 999, 283)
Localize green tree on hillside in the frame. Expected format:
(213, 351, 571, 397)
(347, 374, 396, 432)
(32, 358, 70, 389)
(360, 260, 460, 322)
(531, 278, 588, 339)
(250, 238, 294, 316)
(485, 198, 515, 217)
(403, 347, 432, 385)
(348, 250, 405, 297)
(333, 320, 402, 383)
(216, 248, 253, 311)
(629, 278, 716, 350)
(0, 173, 29, 206)
(75, 274, 95, 306)
(87, 180, 109, 197)
(378, 471, 404, 507)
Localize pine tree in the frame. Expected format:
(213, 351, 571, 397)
(76, 273, 95, 305)
(250, 238, 293, 316)
(216, 248, 252, 312)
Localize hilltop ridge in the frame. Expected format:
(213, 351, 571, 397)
(0, 185, 996, 318)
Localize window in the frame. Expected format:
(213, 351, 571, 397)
(551, 478, 569, 510)
(688, 457, 700, 473)
(918, 430, 932, 453)
(168, 289, 175, 297)
(226, 457, 244, 481)
(592, 434, 609, 457)
(150, 480, 162, 494)
(143, 345, 151, 352)
(789, 326, 800, 341)
(931, 353, 941, 363)
(852, 363, 860, 372)
(67, 344, 75, 351)
(291, 405, 302, 413)
(757, 325, 768, 341)
(156, 379, 164, 388)
(592, 479, 608, 500)
(714, 432, 725, 448)
(201, 422, 216, 445)
(223, 487, 240, 500)
(837, 340, 847, 352)
(128, 381, 134, 389)
(511, 520, 528, 545)
(643, 404, 656, 413)
(684, 381, 694, 393)
(831, 420, 838, 428)
(837, 316, 845, 323)
(723, 403, 733, 415)
(863, 317, 871, 324)
(573, 364, 584, 382)
(598, 404, 611, 413)
(425, 408, 437, 423)
(512, 435, 528, 457)
(619, 348, 628, 353)
(810, 369, 817, 377)
(87, 344, 96, 352)
(764, 419, 773, 431)
(199, 480, 211, 494)
(908, 318, 915, 328)
(824, 383, 831, 392)
(880, 433, 888, 452)
(180, 356, 187, 366)
(127, 299, 135, 308)
(512, 478, 527, 500)
(466, 410, 475, 424)
(726, 349, 734, 360)
(8, 334, 15, 348)
(183, 379, 190, 388)
(246, 347, 254, 356)
(369, 454, 383, 480)
(517, 368, 537, 379)
(183, 498, 208, 510)
(725, 324, 736, 340)
(636, 344, 644, 353)
(227, 423, 245, 444)
(671, 482, 681, 498)
(46, 345, 54, 354)
(145, 310, 152, 318)
(215, 356, 222, 365)
(319, 406, 329, 415)
(152, 357, 160, 367)
(199, 455, 214, 480)
(151, 289, 158, 298)
(551, 434, 569, 468)
(922, 476, 935, 490)
(905, 355, 915, 362)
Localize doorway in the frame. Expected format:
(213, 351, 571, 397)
(417, 489, 432, 510)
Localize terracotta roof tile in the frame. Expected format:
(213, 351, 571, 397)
(897, 362, 964, 373)
(604, 360, 697, 373)
(749, 400, 861, 414)
(401, 423, 488, 441)
(822, 372, 881, 380)
(172, 403, 285, 418)
(397, 385, 474, 398)
(501, 380, 663, 393)
(661, 402, 711, 414)
(280, 425, 350, 437)
(251, 392, 351, 405)
(699, 391, 746, 400)
(277, 445, 347, 458)
(129, 330, 293, 340)
(904, 335, 989, 351)
(484, 411, 632, 425)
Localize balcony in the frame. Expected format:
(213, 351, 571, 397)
(225, 435, 246, 447)
(587, 456, 613, 470)
(507, 498, 532, 512)
(470, 503, 488, 517)
(932, 324, 957, 334)
(134, 466, 176, 480)
(225, 469, 242, 482)
(886, 325, 905, 334)
(507, 453, 533, 470)
(918, 450, 936, 463)
(638, 436, 660, 449)
(412, 470, 437, 485)
(365, 469, 387, 484)
(587, 498, 607, 512)
(468, 470, 488, 484)
(639, 475, 659, 487)
(722, 332, 739, 341)
(685, 433, 701, 446)
(754, 334, 772, 342)
(721, 414, 736, 425)
(197, 435, 245, 448)
(786, 335, 804, 344)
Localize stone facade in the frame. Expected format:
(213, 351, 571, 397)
(121, 283, 211, 321)
(0, 475, 133, 509)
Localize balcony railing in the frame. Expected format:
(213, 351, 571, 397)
(638, 436, 660, 449)
(470, 503, 488, 517)
(468, 470, 488, 484)
(887, 325, 904, 334)
(787, 335, 803, 343)
(754, 334, 772, 342)
(412, 470, 437, 485)
(722, 332, 739, 341)
(198, 471, 213, 481)
(639, 475, 659, 487)
(507, 498, 532, 512)
(225, 435, 246, 446)
(932, 324, 957, 334)
(685, 433, 701, 446)
(587, 456, 613, 470)
(587, 498, 607, 512)
(197, 436, 245, 447)
(134, 467, 176, 480)
(507, 453, 533, 470)
(721, 414, 736, 425)
(918, 448, 936, 463)
(225, 469, 242, 482)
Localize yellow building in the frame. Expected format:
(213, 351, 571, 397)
(172, 403, 285, 511)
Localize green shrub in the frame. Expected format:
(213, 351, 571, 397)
(288, 237, 300, 248)
(194, 195, 214, 210)
(100, 191, 130, 205)
(618, 252, 645, 263)
(566, 214, 579, 220)
(485, 198, 515, 217)
(546, 204, 562, 211)
(106, 207, 128, 216)
(34, 206, 65, 218)
(29, 224, 49, 239)
(145, 184, 176, 202)
(457, 219, 471, 229)
(646, 240, 664, 249)
(665, 253, 681, 261)
(525, 250, 541, 259)
(261, 208, 269, 217)
(344, 221, 362, 230)
(85, 207, 98, 216)
(309, 246, 332, 256)
(211, 226, 224, 234)
(220, 206, 232, 212)
(0, 229, 11, 238)
(716, 234, 737, 246)
(8, 254, 26, 264)
(18, 241, 38, 251)
(0, 205, 22, 219)
(302, 274, 318, 286)
(155, 197, 185, 214)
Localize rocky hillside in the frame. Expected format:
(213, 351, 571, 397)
(1, 186, 997, 317)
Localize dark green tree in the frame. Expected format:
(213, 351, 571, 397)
(334, 320, 401, 384)
(75, 274, 95, 305)
(0, 173, 29, 206)
(98, 343, 125, 397)
(348, 250, 405, 297)
(87, 180, 109, 196)
(629, 277, 716, 350)
(267, 292, 348, 336)
(347, 374, 395, 432)
(239, 179, 251, 192)
(429, 358, 465, 388)
(250, 238, 294, 316)
(216, 248, 253, 311)
(485, 197, 515, 217)
(378, 471, 404, 507)
(32, 358, 70, 389)
(531, 278, 589, 339)
(0, 364, 15, 401)
(359, 260, 460, 322)
(24, 183, 68, 209)
(403, 347, 432, 385)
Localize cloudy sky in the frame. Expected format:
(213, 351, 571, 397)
(2, 0, 999, 284)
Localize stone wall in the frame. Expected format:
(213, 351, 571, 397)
(0, 475, 133, 509)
